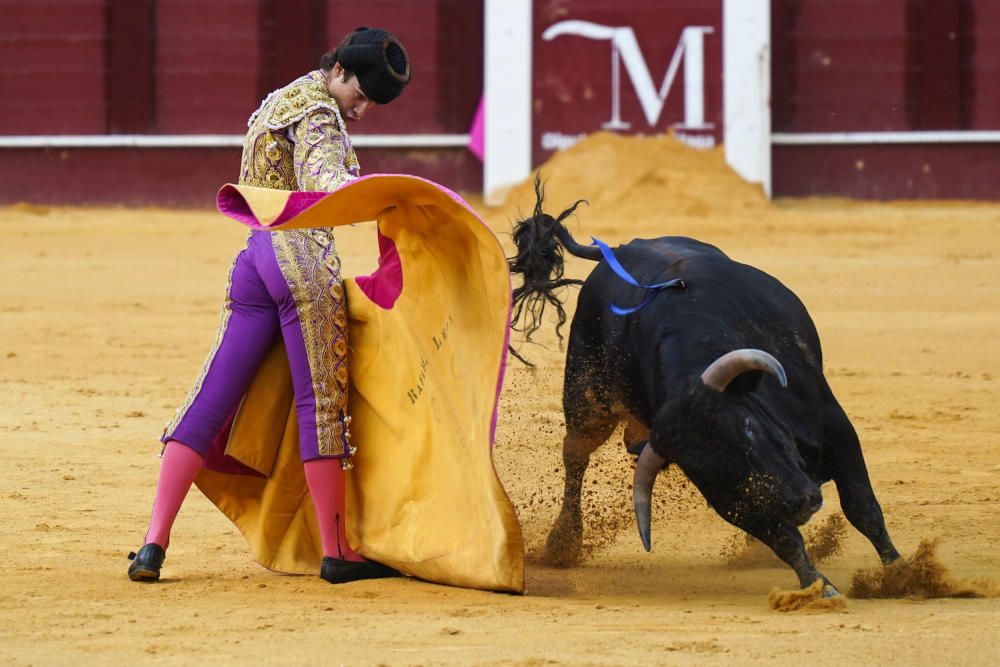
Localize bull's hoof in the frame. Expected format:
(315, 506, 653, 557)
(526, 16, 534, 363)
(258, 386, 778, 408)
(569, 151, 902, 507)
(881, 553, 903, 566)
(821, 582, 841, 598)
(543, 522, 583, 568)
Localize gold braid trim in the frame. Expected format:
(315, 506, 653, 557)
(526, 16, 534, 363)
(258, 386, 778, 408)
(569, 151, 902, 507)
(260, 72, 341, 132)
(270, 228, 351, 458)
(293, 108, 355, 192)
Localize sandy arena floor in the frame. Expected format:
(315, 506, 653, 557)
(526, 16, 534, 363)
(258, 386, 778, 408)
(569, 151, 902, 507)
(1, 135, 998, 664)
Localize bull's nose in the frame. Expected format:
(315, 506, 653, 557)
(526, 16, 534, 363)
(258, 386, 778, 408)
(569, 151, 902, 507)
(791, 492, 822, 525)
(806, 492, 823, 515)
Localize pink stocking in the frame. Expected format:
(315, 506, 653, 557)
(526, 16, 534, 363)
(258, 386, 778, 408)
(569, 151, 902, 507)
(303, 458, 363, 562)
(143, 440, 204, 549)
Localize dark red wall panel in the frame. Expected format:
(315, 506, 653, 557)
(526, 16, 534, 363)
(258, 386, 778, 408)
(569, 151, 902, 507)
(257, 0, 328, 100)
(773, 143, 1000, 200)
(970, 0, 1000, 128)
(772, 0, 909, 132)
(905, 0, 970, 129)
(772, 0, 998, 133)
(0, 0, 107, 134)
(107, 0, 156, 133)
(155, 0, 260, 134)
(433, 1, 484, 135)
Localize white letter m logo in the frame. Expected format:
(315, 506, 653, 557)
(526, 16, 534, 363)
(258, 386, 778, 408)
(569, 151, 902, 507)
(542, 20, 714, 131)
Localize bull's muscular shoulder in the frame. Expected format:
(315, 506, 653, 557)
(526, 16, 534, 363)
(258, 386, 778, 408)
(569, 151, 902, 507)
(651, 236, 729, 259)
(248, 72, 340, 131)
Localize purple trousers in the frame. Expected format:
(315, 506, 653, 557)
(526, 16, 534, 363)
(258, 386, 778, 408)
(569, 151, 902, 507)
(163, 228, 349, 462)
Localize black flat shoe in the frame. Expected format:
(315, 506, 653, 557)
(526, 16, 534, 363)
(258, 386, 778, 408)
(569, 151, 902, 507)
(127, 544, 165, 582)
(320, 556, 401, 584)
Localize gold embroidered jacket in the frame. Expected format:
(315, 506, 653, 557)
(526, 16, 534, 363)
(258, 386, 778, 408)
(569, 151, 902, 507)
(240, 70, 360, 192)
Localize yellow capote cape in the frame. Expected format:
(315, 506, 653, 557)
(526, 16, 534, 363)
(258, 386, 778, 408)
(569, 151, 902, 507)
(196, 175, 524, 593)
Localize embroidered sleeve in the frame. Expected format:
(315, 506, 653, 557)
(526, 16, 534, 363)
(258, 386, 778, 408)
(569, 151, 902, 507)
(292, 108, 355, 192)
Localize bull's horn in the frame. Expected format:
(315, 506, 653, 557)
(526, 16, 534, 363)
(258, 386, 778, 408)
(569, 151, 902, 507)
(633, 444, 667, 552)
(700, 349, 788, 392)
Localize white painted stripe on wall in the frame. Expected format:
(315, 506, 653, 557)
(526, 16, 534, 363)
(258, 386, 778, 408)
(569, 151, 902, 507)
(772, 131, 1000, 145)
(484, 0, 532, 205)
(0, 134, 471, 149)
(723, 0, 771, 196)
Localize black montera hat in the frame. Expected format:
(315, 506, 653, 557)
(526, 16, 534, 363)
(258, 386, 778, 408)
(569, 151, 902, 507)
(336, 27, 411, 104)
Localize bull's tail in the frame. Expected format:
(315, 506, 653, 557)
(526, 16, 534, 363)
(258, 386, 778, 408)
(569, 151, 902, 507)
(508, 174, 598, 363)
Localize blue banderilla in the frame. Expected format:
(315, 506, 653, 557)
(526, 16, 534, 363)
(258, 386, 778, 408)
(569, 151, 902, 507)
(591, 237, 686, 315)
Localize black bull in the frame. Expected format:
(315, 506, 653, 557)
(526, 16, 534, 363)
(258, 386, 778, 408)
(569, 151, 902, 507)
(508, 186, 901, 594)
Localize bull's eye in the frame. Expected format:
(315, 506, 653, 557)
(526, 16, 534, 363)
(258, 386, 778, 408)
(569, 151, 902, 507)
(744, 417, 754, 438)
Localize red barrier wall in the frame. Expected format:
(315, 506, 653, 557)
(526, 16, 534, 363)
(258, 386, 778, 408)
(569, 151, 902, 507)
(0, 0, 107, 134)
(0, 0, 995, 204)
(0, 0, 483, 205)
(771, 0, 999, 199)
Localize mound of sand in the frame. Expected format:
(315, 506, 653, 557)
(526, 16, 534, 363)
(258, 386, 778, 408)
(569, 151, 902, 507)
(503, 132, 767, 224)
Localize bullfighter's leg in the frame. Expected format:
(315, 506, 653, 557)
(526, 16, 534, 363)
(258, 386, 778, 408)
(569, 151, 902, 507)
(263, 230, 365, 568)
(132, 238, 280, 581)
(822, 401, 901, 564)
(544, 355, 619, 566)
(162, 238, 280, 456)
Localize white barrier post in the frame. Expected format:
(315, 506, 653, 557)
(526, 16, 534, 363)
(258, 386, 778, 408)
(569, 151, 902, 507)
(484, 0, 533, 205)
(723, 0, 771, 197)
